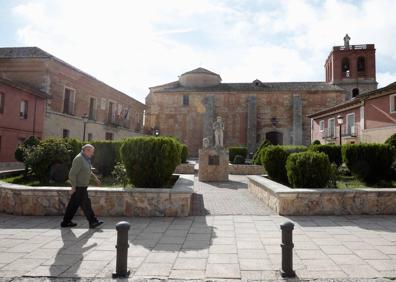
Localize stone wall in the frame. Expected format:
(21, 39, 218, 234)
(174, 163, 195, 174)
(248, 176, 396, 215)
(229, 164, 264, 175)
(0, 175, 193, 217)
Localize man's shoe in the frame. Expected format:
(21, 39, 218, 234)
(60, 221, 77, 228)
(89, 221, 104, 229)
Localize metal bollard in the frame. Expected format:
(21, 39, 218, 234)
(280, 221, 296, 278)
(112, 221, 131, 278)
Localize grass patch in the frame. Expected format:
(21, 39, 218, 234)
(336, 175, 396, 189)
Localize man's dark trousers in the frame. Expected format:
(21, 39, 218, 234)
(63, 187, 97, 223)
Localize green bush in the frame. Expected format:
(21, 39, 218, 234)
(24, 138, 71, 183)
(90, 141, 123, 176)
(262, 145, 307, 184)
(14, 136, 40, 163)
(120, 136, 182, 188)
(286, 151, 331, 188)
(342, 143, 395, 183)
(111, 162, 128, 188)
(181, 144, 188, 163)
(310, 144, 342, 166)
(385, 133, 396, 148)
(64, 138, 83, 162)
(312, 140, 321, 145)
(233, 155, 245, 164)
(229, 147, 247, 163)
(252, 140, 271, 165)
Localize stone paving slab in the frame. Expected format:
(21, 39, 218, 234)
(191, 175, 275, 215)
(0, 214, 396, 281)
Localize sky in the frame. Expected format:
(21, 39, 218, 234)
(1, 0, 396, 103)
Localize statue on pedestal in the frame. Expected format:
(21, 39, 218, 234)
(213, 116, 224, 148)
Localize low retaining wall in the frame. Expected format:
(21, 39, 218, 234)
(248, 175, 396, 215)
(229, 164, 264, 175)
(0, 175, 193, 217)
(174, 163, 195, 174)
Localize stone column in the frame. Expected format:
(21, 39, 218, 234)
(247, 96, 257, 155)
(202, 96, 215, 146)
(292, 94, 303, 145)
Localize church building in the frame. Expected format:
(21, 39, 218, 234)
(145, 36, 377, 156)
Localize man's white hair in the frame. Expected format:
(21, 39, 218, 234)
(82, 144, 95, 151)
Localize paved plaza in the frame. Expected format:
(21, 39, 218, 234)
(0, 175, 396, 281)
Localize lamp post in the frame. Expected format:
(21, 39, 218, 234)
(337, 115, 344, 146)
(82, 113, 89, 142)
(154, 129, 160, 137)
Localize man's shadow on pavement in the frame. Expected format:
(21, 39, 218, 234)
(49, 227, 98, 278)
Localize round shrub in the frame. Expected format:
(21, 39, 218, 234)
(233, 155, 245, 164)
(385, 133, 396, 148)
(286, 151, 331, 188)
(342, 143, 395, 183)
(120, 136, 182, 188)
(229, 147, 247, 163)
(14, 136, 40, 162)
(261, 145, 307, 184)
(181, 144, 188, 163)
(24, 138, 71, 183)
(310, 144, 342, 166)
(312, 140, 321, 145)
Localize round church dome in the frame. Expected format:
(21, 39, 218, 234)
(179, 67, 221, 88)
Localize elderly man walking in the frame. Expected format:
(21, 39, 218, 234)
(61, 144, 104, 229)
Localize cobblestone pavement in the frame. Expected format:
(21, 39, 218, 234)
(0, 214, 395, 281)
(191, 175, 274, 215)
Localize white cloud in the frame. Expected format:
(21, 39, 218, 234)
(10, 0, 396, 102)
(377, 72, 396, 88)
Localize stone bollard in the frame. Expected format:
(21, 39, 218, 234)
(112, 221, 131, 278)
(280, 221, 296, 278)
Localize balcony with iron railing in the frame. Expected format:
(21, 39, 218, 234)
(105, 113, 131, 129)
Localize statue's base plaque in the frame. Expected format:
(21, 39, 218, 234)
(198, 147, 229, 182)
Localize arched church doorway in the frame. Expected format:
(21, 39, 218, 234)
(266, 131, 283, 145)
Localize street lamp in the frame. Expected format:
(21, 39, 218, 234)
(337, 115, 344, 146)
(154, 129, 160, 137)
(82, 113, 89, 142)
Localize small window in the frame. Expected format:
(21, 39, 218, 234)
(328, 118, 336, 138)
(346, 113, 355, 135)
(20, 100, 28, 119)
(105, 132, 113, 140)
(319, 120, 324, 132)
(62, 129, 70, 138)
(352, 88, 359, 98)
(87, 133, 93, 141)
(390, 94, 396, 113)
(357, 57, 365, 72)
(183, 95, 189, 106)
(0, 92, 4, 114)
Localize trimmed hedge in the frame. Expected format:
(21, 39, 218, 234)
(229, 147, 247, 164)
(261, 145, 307, 184)
(120, 136, 182, 188)
(252, 140, 271, 165)
(342, 143, 394, 183)
(286, 151, 330, 188)
(90, 141, 123, 176)
(310, 144, 342, 166)
(181, 144, 188, 163)
(233, 155, 245, 164)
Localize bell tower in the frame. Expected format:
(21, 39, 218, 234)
(325, 34, 377, 100)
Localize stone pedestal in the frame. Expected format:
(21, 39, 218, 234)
(198, 148, 229, 182)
